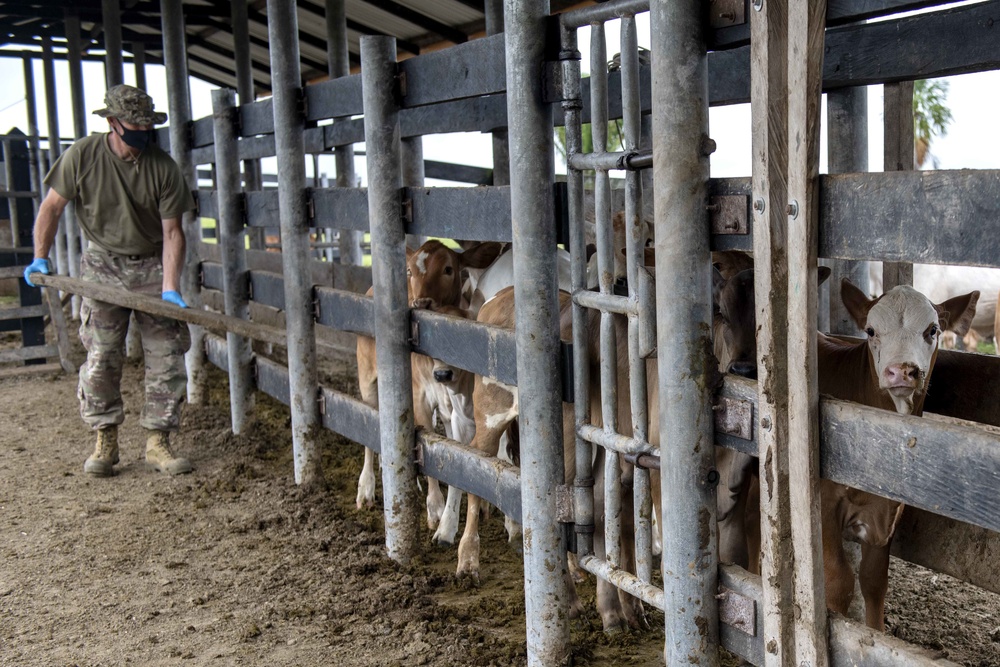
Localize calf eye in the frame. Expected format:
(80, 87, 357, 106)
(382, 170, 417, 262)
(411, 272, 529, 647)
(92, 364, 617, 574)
(865, 327, 875, 338)
(444, 266, 454, 275)
(926, 323, 939, 338)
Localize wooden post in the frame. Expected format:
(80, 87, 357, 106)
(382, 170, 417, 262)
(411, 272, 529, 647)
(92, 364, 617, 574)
(751, 0, 830, 664)
(882, 81, 915, 291)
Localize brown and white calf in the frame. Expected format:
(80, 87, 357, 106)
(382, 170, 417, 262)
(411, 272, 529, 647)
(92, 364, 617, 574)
(355, 240, 502, 534)
(816, 279, 978, 630)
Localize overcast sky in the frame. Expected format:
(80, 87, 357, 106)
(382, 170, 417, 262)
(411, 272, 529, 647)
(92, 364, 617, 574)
(1, 3, 997, 186)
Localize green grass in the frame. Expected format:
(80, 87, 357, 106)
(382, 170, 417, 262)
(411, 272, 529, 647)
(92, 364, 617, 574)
(977, 340, 996, 355)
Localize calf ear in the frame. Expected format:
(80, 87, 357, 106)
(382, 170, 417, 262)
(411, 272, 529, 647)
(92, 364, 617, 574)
(406, 245, 416, 260)
(936, 290, 980, 336)
(841, 278, 874, 330)
(460, 241, 505, 269)
(817, 266, 832, 286)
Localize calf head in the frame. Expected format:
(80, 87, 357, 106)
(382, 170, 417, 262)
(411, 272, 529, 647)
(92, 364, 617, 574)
(407, 240, 503, 308)
(842, 279, 979, 415)
(411, 297, 474, 390)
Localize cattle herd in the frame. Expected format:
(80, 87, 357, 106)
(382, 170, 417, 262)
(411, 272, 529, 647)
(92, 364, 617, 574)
(354, 238, 984, 637)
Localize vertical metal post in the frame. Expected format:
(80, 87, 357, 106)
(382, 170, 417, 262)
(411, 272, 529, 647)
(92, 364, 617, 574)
(620, 14, 652, 586)
(485, 0, 510, 186)
(231, 0, 265, 250)
(267, 0, 323, 487)
(651, 1, 718, 665)
(40, 37, 68, 281)
(212, 88, 255, 434)
(133, 42, 147, 91)
(401, 137, 426, 249)
(883, 82, 915, 291)
(66, 10, 90, 276)
(161, 0, 208, 404)
(22, 58, 43, 218)
(327, 0, 363, 266)
(102, 0, 124, 87)
(504, 1, 570, 663)
(825, 87, 869, 334)
(361, 35, 421, 562)
(3, 140, 18, 243)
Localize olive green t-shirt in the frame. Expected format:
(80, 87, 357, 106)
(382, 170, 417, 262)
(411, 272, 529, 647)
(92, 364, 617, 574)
(44, 133, 194, 256)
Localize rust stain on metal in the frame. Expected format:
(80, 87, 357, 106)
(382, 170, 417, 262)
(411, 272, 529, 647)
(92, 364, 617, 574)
(718, 586, 756, 636)
(906, 436, 917, 448)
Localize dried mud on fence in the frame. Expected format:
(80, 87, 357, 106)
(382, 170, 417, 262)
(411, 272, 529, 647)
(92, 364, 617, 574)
(0, 328, 997, 666)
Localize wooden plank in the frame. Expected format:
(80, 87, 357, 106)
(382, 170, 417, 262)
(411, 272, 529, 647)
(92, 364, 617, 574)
(0, 265, 26, 279)
(820, 398, 1000, 533)
(786, 0, 830, 662)
(749, 0, 798, 662)
(0, 362, 63, 379)
(30, 273, 289, 349)
(0, 344, 58, 363)
(0, 304, 47, 320)
(718, 565, 960, 667)
(41, 286, 75, 373)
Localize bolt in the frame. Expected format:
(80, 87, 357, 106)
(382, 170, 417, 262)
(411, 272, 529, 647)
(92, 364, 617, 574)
(787, 200, 799, 219)
(701, 135, 718, 156)
(761, 417, 772, 431)
(706, 469, 720, 486)
(753, 197, 765, 214)
(753, 0, 764, 11)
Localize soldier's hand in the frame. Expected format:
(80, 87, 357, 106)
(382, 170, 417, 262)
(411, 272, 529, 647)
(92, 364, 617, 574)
(162, 290, 188, 308)
(23, 258, 51, 287)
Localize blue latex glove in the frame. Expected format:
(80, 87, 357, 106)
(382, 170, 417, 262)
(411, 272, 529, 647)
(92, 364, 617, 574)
(23, 258, 51, 287)
(162, 290, 189, 309)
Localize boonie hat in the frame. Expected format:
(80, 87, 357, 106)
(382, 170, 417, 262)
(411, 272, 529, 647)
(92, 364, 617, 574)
(92, 84, 168, 125)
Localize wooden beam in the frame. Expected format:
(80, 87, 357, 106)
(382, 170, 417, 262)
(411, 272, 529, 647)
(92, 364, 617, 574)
(29, 273, 290, 349)
(0, 344, 58, 363)
(0, 362, 63, 379)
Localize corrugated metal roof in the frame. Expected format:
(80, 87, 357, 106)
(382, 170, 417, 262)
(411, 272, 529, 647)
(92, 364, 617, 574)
(0, 1, 590, 96)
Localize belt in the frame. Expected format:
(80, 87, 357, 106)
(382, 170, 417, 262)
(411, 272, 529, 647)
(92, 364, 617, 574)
(124, 253, 156, 261)
(90, 247, 158, 262)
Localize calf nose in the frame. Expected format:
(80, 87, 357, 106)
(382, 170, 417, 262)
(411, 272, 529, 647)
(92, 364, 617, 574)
(433, 369, 454, 383)
(883, 363, 919, 387)
(728, 360, 757, 379)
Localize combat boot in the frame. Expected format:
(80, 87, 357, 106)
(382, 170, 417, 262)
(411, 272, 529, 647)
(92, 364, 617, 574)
(84, 426, 120, 477)
(145, 429, 192, 475)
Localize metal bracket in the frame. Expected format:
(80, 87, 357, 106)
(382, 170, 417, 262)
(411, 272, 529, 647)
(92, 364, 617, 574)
(190, 189, 200, 217)
(709, 0, 747, 28)
(542, 60, 564, 104)
(306, 191, 316, 221)
(396, 69, 408, 99)
(402, 198, 413, 226)
(709, 195, 749, 235)
(718, 586, 756, 636)
(317, 389, 326, 416)
(556, 484, 574, 523)
(714, 396, 754, 440)
(296, 86, 308, 119)
(409, 318, 420, 347)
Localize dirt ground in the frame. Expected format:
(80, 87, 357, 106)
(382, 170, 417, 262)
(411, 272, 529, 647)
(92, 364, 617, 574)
(1, 322, 999, 666)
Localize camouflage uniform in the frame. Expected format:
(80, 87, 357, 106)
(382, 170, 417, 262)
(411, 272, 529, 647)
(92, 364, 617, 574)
(78, 248, 191, 431)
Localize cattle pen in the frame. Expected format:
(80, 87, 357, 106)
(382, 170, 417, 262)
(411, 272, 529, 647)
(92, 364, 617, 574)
(2, 0, 1000, 665)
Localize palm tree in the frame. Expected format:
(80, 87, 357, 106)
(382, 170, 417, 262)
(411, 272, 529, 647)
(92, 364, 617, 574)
(913, 79, 953, 168)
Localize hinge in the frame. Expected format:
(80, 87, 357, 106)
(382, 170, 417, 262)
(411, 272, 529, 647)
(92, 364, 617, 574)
(250, 358, 259, 386)
(233, 104, 243, 136)
(409, 318, 420, 347)
(297, 86, 308, 120)
(402, 198, 413, 226)
(556, 484, 574, 523)
(709, 0, 747, 28)
(191, 189, 200, 217)
(396, 69, 407, 99)
(306, 190, 316, 221)
(186, 119, 196, 147)
(713, 396, 754, 440)
(708, 195, 749, 235)
(317, 389, 326, 416)
(237, 192, 248, 228)
(718, 587, 756, 636)
(247, 275, 254, 301)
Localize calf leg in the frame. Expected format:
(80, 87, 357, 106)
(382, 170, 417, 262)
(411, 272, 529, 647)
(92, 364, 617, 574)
(357, 448, 379, 510)
(356, 361, 379, 509)
(822, 486, 856, 617)
(859, 541, 891, 631)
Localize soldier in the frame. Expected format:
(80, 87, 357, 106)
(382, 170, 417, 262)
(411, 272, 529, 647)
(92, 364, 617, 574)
(24, 84, 195, 477)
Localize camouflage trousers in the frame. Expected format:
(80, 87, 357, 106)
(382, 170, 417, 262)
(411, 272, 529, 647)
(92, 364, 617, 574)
(78, 247, 191, 431)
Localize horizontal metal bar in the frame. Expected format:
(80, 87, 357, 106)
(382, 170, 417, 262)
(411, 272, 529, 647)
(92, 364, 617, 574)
(418, 430, 523, 525)
(0, 304, 48, 320)
(410, 308, 517, 386)
(255, 355, 291, 407)
(576, 553, 664, 611)
(310, 187, 370, 232)
(245, 190, 281, 229)
(399, 34, 507, 108)
(201, 262, 223, 291)
(424, 160, 493, 185)
(0, 344, 58, 363)
(567, 149, 651, 173)
(314, 287, 374, 337)
(305, 74, 364, 122)
(405, 186, 512, 242)
(0, 190, 38, 198)
(248, 271, 286, 310)
(559, 0, 649, 28)
(196, 190, 217, 219)
(577, 424, 659, 457)
(204, 332, 229, 371)
(572, 289, 637, 317)
(321, 386, 380, 453)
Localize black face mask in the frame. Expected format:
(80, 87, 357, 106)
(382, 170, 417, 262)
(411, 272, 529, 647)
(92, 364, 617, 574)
(114, 122, 156, 152)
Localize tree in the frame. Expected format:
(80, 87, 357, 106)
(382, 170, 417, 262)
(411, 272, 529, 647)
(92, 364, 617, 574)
(913, 79, 953, 168)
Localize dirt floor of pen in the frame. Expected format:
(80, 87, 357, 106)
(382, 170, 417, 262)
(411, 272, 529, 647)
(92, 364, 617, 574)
(1, 327, 998, 666)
